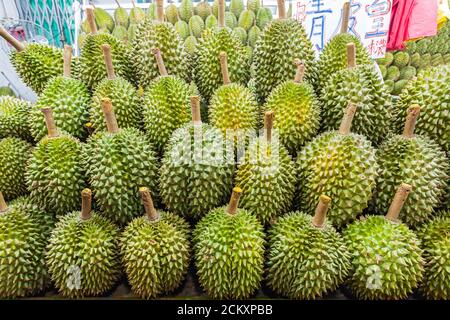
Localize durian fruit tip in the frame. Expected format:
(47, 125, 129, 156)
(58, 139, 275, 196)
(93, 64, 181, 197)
(190, 95, 202, 123)
(218, 0, 225, 28)
(86, 6, 98, 34)
(101, 98, 120, 133)
(385, 183, 412, 222)
(293, 59, 305, 83)
(219, 51, 231, 85)
(152, 47, 168, 76)
(139, 187, 159, 221)
(338, 102, 357, 135)
(264, 111, 275, 143)
(227, 187, 242, 215)
(312, 195, 331, 227)
(156, 0, 165, 23)
(340, 2, 351, 34)
(346, 42, 356, 68)
(80, 188, 92, 220)
(41, 107, 59, 138)
(277, 0, 286, 19)
(0, 191, 8, 212)
(402, 104, 421, 138)
(63, 45, 73, 78)
(0, 26, 25, 51)
(101, 44, 116, 79)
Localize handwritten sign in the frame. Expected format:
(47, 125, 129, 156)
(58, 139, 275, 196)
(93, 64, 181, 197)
(293, 0, 393, 58)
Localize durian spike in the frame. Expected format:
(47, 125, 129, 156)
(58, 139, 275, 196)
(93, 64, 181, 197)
(264, 111, 274, 143)
(137, 85, 144, 97)
(227, 187, 242, 215)
(219, 51, 231, 85)
(0, 26, 25, 52)
(347, 42, 356, 68)
(41, 107, 59, 138)
(101, 98, 119, 133)
(101, 44, 116, 79)
(80, 188, 92, 220)
(340, 2, 351, 34)
(277, 0, 286, 19)
(402, 104, 420, 138)
(293, 59, 305, 83)
(85, 122, 94, 135)
(218, 0, 225, 28)
(86, 6, 98, 34)
(139, 187, 159, 221)
(312, 195, 331, 228)
(63, 45, 72, 78)
(0, 191, 7, 212)
(190, 95, 202, 123)
(385, 183, 412, 222)
(152, 48, 168, 76)
(338, 102, 357, 135)
(156, 0, 164, 23)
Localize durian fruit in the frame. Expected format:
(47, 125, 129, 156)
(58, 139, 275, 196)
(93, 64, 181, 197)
(251, 0, 316, 103)
(205, 14, 218, 29)
(142, 48, 196, 155)
(416, 212, 449, 300)
(0, 96, 32, 141)
(0, 26, 63, 94)
(372, 105, 448, 227)
(267, 195, 351, 299)
(0, 192, 53, 298)
(129, 0, 145, 24)
(189, 15, 205, 38)
(112, 25, 128, 42)
(319, 43, 392, 145)
(179, 0, 194, 22)
(262, 60, 320, 155)
(132, 1, 189, 88)
(120, 187, 190, 299)
(393, 51, 410, 68)
(232, 27, 247, 44)
(377, 51, 394, 66)
(386, 65, 400, 81)
(175, 20, 190, 40)
(296, 103, 378, 228)
(225, 11, 238, 29)
(230, 0, 244, 18)
(83, 99, 159, 225)
(0, 137, 32, 201)
(208, 52, 259, 144)
(147, 2, 157, 20)
(247, 25, 260, 48)
(46, 189, 121, 298)
(196, 0, 212, 20)
(247, 0, 261, 13)
(184, 35, 198, 55)
(89, 44, 141, 133)
(238, 10, 255, 31)
(194, 187, 265, 299)
(113, 0, 129, 28)
(26, 108, 85, 216)
(393, 65, 450, 153)
(256, 7, 272, 30)
(165, 3, 179, 24)
(194, 0, 250, 102)
(0, 86, 15, 97)
(159, 96, 234, 220)
(343, 184, 424, 300)
(94, 7, 115, 32)
(30, 45, 90, 141)
(235, 112, 296, 224)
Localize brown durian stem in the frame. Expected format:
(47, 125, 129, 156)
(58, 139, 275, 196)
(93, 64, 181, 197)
(80, 188, 92, 220)
(347, 42, 356, 68)
(277, 0, 286, 19)
(86, 6, 97, 34)
(41, 107, 59, 138)
(385, 183, 412, 222)
(156, 0, 164, 23)
(218, 0, 225, 28)
(0, 192, 7, 212)
(264, 111, 274, 143)
(293, 59, 305, 83)
(402, 104, 420, 138)
(152, 48, 168, 76)
(338, 102, 357, 135)
(340, 2, 351, 34)
(101, 44, 116, 79)
(139, 187, 159, 221)
(312, 195, 331, 228)
(191, 95, 202, 123)
(63, 45, 72, 78)
(101, 98, 119, 134)
(0, 26, 25, 51)
(227, 187, 242, 215)
(219, 51, 231, 85)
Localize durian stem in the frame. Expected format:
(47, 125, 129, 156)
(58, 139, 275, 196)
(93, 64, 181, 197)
(277, 0, 286, 19)
(63, 45, 72, 78)
(101, 98, 119, 134)
(402, 104, 420, 138)
(264, 111, 274, 143)
(86, 6, 97, 34)
(218, 0, 225, 28)
(385, 183, 412, 222)
(340, 2, 351, 34)
(114, 0, 121, 8)
(139, 187, 159, 221)
(0, 26, 25, 52)
(131, 0, 136, 9)
(293, 59, 305, 83)
(80, 188, 92, 220)
(219, 51, 231, 85)
(191, 95, 202, 123)
(101, 44, 116, 79)
(312, 195, 331, 228)
(152, 48, 168, 76)
(227, 187, 242, 215)
(41, 107, 59, 138)
(0, 192, 7, 212)
(347, 42, 356, 68)
(338, 102, 357, 135)
(156, 0, 164, 23)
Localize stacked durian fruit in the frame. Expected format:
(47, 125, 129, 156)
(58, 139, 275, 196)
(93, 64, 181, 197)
(0, 0, 448, 300)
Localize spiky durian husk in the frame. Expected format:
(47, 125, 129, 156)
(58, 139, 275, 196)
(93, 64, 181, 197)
(142, 76, 197, 155)
(235, 138, 296, 224)
(26, 135, 85, 216)
(79, 33, 133, 89)
(296, 132, 378, 228)
(10, 43, 63, 94)
(159, 123, 234, 220)
(0, 137, 32, 200)
(90, 77, 141, 133)
(416, 212, 449, 300)
(194, 28, 250, 102)
(83, 129, 159, 225)
(343, 216, 424, 300)
(267, 212, 351, 299)
(31, 76, 90, 141)
(120, 212, 190, 299)
(132, 19, 189, 88)
(251, 19, 317, 103)
(372, 135, 448, 227)
(319, 64, 392, 145)
(393, 65, 450, 153)
(0, 197, 53, 298)
(193, 207, 265, 299)
(0, 96, 32, 141)
(46, 211, 121, 298)
(316, 34, 371, 93)
(262, 80, 320, 155)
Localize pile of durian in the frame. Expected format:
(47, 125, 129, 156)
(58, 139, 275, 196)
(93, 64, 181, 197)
(0, 0, 448, 300)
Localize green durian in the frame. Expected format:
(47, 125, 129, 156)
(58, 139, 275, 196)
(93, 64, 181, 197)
(147, 3, 157, 20)
(0, 86, 15, 97)
(431, 53, 444, 66)
(393, 51, 410, 68)
(179, 0, 194, 22)
(94, 7, 115, 32)
(247, 0, 261, 13)
(225, 11, 238, 29)
(189, 15, 205, 38)
(255, 7, 272, 30)
(232, 27, 247, 44)
(114, 2, 129, 28)
(238, 10, 255, 31)
(212, 0, 220, 17)
(229, 0, 244, 19)
(379, 64, 387, 78)
(165, 4, 179, 24)
(399, 66, 416, 80)
(112, 25, 128, 41)
(409, 52, 421, 68)
(196, 0, 212, 20)
(175, 20, 190, 40)
(127, 23, 138, 43)
(386, 65, 400, 81)
(376, 51, 394, 66)
(420, 53, 432, 67)
(205, 14, 218, 29)
(77, 32, 87, 50)
(416, 38, 430, 55)
(0, 96, 32, 141)
(184, 35, 198, 55)
(129, 0, 145, 24)
(247, 25, 261, 48)
(384, 79, 394, 93)
(392, 79, 409, 96)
